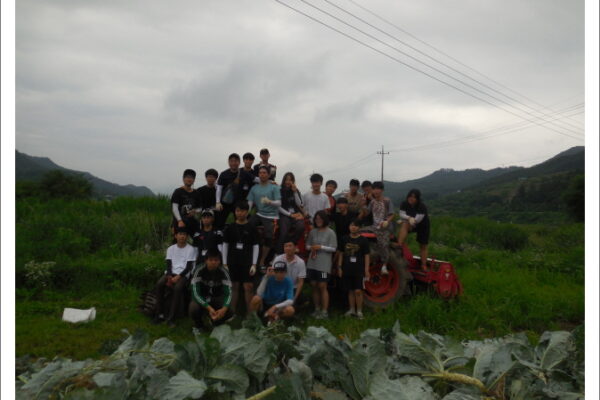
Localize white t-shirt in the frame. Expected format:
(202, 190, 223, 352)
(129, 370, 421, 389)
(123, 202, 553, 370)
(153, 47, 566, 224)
(303, 191, 330, 218)
(166, 243, 197, 275)
(272, 254, 307, 288)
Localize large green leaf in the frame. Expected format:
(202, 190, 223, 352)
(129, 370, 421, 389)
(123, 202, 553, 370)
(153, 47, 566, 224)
(115, 329, 149, 354)
(365, 372, 437, 400)
(20, 359, 89, 399)
(161, 370, 207, 400)
(207, 363, 249, 394)
(537, 331, 573, 371)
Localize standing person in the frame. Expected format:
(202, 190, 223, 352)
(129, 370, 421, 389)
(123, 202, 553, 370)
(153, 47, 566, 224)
(171, 169, 200, 237)
(303, 173, 330, 222)
(277, 172, 305, 254)
(362, 181, 394, 274)
(305, 210, 337, 319)
(253, 148, 277, 181)
(188, 249, 233, 330)
(358, 180, 374, 227)
(271, 241, 306, 305)
(240, 152, 257, 200)
(331, 197, 358, 248)
(222, 201, 259, 315)
(324, 180, 338, 215)
(338, 219, 370, 319)
(153, 227, 197, 327)
(215, 153, 242, 230)
(397, 189, 430, 271)
(196, 169, 219, 213)
(249, 261, 295, 324)
(344, 179, 363, 214)
(193, 210, 223, 265)
(247, 166, 282, 269)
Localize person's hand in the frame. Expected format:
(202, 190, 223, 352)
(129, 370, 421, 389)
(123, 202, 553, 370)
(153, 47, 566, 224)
(172, 275, 181, 284)
(207, 306, 217, 319)
(266, 306, 277, 319)
(291, 183, 298, 192)
(223, 264, 229, 270)
(177, 220, 185, 228)
(214, 308, 226, 320)
(266, 266, 274, 276)
(381, 221, 389, 229)
(166, 276, 174, 287)
(311, 244, 322, 251)
(310, 249, 318, 259)
(260, 196, 271, 205)
(408, 217, 416, 226)
(249, 265, 257, 276)
(215, 202, 223, 211)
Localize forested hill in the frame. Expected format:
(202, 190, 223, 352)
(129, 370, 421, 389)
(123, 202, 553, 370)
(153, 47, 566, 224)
(16, 150, 155, 198)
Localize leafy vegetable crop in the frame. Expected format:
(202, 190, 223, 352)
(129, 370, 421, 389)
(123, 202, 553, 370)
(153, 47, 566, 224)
(16, 318, 584, 399)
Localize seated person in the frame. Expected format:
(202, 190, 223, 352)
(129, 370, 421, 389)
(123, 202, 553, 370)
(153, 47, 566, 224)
(249, 261, 295, 323)
(338, 219, 370, 319)
(397, 188, 430, 270)
(153, 226, 197, 327)
(271, 241, 306, 305)
(188, 249, 233, 329)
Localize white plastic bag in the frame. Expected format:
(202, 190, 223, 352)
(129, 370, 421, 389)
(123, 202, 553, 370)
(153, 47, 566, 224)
(62, 307, 96, 323)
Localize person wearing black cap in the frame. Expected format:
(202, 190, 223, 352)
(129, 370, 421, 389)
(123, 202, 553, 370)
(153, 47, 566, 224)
(196, 168, 219, 212)
(170, 169, 200, 237)
(253, 148, 277, 181)
(250, 260, 295, 323)
(397, 189, 430, 271)
(192, 210, 223, 265)
(188, 249, 233, 330)
(153, 226, 197, 327)
(344, 179, 363, 214)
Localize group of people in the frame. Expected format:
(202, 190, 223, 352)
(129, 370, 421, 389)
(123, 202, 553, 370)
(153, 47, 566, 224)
(153, 148, 430, 329)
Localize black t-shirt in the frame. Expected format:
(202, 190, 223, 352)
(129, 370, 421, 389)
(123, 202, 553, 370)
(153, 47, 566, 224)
(171, 187, 197, 219)
(217, 169, 241, 203)
(332, 210, 358, 244)
(362, 196, 374, 226)
(223, 222, 258, 266)
(253, 163, 277, 181)
(280, 187, 302, 214)
(400, 201, 429, 222)
(239, 168, 256, 199)
(192, 265, 231, 304)
(193, 228, 223, 262)
(196, 185, 216, 210)
(339, 235, 370, 275)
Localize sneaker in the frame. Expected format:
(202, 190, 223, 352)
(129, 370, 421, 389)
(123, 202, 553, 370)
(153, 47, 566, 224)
(318, 310, 329, 320)
(311, 309, 322, 318)
(151, 314, 165, 325)
(381, 265, 389, 275)
(355, 311, 364, 320)
(344, 310, 356, 317)
(224, 313, 236, 323)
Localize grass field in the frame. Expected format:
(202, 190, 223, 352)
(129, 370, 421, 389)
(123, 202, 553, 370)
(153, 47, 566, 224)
(15, 197, 584, 360)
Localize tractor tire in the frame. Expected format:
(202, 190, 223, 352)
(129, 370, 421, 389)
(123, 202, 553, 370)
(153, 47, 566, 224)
(364, 244, 411, 309)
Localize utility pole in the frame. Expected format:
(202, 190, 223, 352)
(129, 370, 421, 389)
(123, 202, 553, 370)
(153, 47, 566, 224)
(377, 145, 389, 182)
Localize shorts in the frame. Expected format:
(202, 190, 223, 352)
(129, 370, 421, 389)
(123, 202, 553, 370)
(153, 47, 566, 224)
(343, 274, 365, 291)
(251, 215, 275, 240)
(410, 218, 430, 245)
(307, 269, 330, 283)
(228, 264, 253, 283)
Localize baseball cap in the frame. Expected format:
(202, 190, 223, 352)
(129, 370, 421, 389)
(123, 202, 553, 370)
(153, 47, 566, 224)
(201, 209, 215, 217)
(273, 261, 287, 272)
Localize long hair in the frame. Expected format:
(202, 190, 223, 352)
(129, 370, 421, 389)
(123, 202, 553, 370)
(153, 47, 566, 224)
(313, 210, 330, 228)
(406, 188, 422, 204)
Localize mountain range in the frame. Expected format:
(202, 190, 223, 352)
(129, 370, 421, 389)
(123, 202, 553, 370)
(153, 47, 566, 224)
(16, 151, 155, 198)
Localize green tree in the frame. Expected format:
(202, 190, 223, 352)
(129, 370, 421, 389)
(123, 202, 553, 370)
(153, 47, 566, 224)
(40, 170, 93, 199)
(563, 174, 584, 221)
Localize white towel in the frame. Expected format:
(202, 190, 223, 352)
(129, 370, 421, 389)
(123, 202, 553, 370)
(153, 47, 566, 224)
(62, 307, 96, 323)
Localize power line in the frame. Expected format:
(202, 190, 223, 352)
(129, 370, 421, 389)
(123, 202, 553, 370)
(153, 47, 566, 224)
(344, 0, 585, 129)
(321, 0, 583, 135)
(274, 0, 582, 140)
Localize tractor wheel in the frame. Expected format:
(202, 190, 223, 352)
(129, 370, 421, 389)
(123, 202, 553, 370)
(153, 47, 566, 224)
(364, 246, 410, 309)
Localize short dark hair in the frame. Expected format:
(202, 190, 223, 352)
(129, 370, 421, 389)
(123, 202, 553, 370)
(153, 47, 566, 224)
(313, 210, 330, 227)
(260, 148, 270, 155)
(361, 180, 372, 188)
(310, 173, 323, 183)
(242, 152, 255, 160)
(258, 165, 270, 173)
(325, 180, 338, 188)
(336, 197, 348, 204)
(235, 200, 250, 211)
(349, 218, 363, 227)
(175, 226, 188, 234)
(283, 240, 296, 247)
(205, 168, 218, 178)
(205, 249, 222, 261)
(183, 169, 196, 178)
(349, 179, 360, 187)
(228, 153, 240, 161)
(372, 181, 384, 190)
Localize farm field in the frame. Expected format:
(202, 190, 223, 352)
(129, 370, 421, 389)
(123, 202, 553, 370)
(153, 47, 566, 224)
(15, 196, 584, 361)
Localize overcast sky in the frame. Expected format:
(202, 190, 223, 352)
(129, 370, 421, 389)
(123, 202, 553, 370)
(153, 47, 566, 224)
(15, 0, 584, 195)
